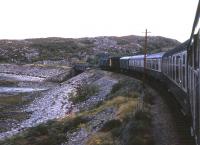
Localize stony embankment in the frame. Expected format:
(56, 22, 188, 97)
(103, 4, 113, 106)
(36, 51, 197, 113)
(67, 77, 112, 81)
(0, 69, 156, 145)
(0, 69, 119, 140)
(63, 74, 153, 145)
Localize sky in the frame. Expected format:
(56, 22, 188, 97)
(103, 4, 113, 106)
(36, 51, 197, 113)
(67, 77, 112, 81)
(0, 0, 198, 42)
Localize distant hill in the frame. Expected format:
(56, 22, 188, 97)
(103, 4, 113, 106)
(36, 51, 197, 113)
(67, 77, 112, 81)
(0, 35, 180, 65)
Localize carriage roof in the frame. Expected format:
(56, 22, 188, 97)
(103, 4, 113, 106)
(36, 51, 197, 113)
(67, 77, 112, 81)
(129, 55, 144, 59)
(163, 40, 189, 57)
(120, 56, 132, 60)
(147, 52, 165, 59)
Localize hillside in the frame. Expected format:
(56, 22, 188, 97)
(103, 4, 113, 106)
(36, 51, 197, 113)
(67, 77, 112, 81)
(0, 36, 180, 65)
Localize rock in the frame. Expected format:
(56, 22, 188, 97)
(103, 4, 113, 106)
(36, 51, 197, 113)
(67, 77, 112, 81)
(76, 76, 118, 111)
(63, 107, 116, 145)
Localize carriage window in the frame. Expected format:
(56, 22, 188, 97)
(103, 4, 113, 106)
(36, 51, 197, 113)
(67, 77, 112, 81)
(150, 59, 152, 69)
(152, 59, 154, 69)
(182, 53, 186, 89)
(152, 59, 155, 70)
(163, 59, 166, 73)
(164, 59, 166, 73)
(141, 59, 143, 67)
(139, 60, 140, 66)
(169, 57, 170, 76)
(151, 59, 153, 69)
(194, 34, 199, 69)
(156, 59, 159, 70)
(172, 56, 175, 80)
(170, 57, 172, 78)
(176, 55, 180, 84)
(147, 60, 149, 68)
(183, 54, 185, 65)
(188, 50, 193, 66)
(168, 58, 170, 76)
(183, 65, 186, 88)
(167, 57, 169, 75)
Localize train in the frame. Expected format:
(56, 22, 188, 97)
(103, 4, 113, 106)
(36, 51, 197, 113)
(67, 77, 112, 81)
(99, 1, 200, 144)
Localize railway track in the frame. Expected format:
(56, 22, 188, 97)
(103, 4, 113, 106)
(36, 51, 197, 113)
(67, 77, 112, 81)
(114, 70, 195, 145)
(158, 86, 194, 145)
(158, 87, 195, 145)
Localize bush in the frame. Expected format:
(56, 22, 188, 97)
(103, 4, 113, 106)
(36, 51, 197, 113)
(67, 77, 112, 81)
(128, 135, 154, 145)
(135, 111, 151, 122)
(110, 79, 142, 98)
(115, 110, 154, 145)
(111, 81, 124, 94)
(62, 116, 89, 132)
(71, 83, 99, 103)
(1, 116, 89, 145)
(100, 119, 122, 132)
(87, 132, 114, 145)
(123, 91, 140, 98)
(143, 94, 154, 105)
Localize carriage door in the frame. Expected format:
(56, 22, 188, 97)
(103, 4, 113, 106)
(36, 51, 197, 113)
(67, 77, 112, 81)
(189, 33, 200, 140)
(178, 55, 182, 87)
(193, 34, 200, 139)
(182, 53, 187, 91)
(195, 32, 200, 140)
(198, 32, 200, 142)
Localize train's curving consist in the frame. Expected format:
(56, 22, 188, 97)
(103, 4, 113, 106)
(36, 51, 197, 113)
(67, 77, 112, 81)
(100, 1, 200, 144)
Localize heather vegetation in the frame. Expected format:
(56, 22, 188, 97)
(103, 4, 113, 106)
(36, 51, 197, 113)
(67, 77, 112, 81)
(86, 78, 154, 145)
(70, 83, 99, 103)
(0, 115, 88, 145)
(0, 36, 179, 64)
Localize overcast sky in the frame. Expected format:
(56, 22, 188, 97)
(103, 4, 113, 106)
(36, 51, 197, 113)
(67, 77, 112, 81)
(0, 0, 198, 42)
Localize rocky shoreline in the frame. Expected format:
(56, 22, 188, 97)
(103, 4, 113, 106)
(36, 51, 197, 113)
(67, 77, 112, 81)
(0, 64, 73, 139)
(0, 69, 119, 141)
